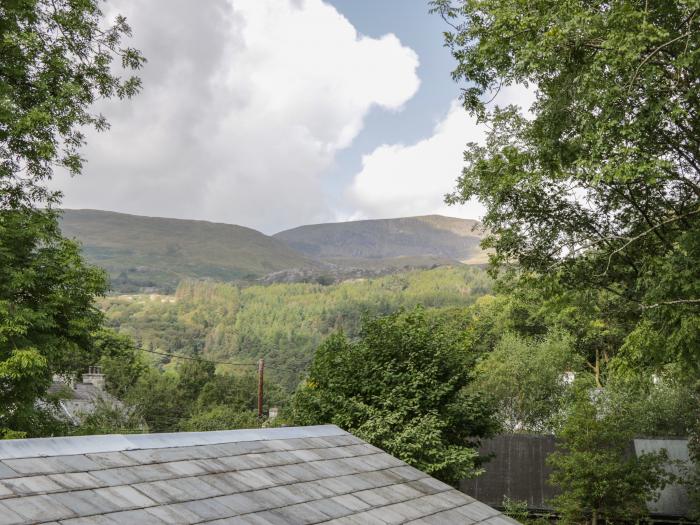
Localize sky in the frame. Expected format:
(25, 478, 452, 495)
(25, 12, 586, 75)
(51, 0, 531, 234)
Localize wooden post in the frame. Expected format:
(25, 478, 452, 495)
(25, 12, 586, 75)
(257, 358, 264, 419)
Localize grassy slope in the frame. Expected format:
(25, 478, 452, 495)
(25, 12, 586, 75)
(60, 209, 317, 292)
(273, 215, 488, 265)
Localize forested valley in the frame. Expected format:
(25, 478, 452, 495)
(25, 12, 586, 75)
(99, 267, 492, 390)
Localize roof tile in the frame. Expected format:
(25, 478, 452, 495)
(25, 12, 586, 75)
(51, 488, 122, 515)
(84, 451, 140, 469)
(48, 471, 105, 491)
(0, 463, 18, 480)
(6, 494, 76, 522)
(1, 474, 63, 496)
(0, 501, 26, 525)
(0, 426, 514, 524)
(92, 485, 156, 510)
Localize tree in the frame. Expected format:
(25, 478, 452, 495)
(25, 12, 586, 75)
(471, 330, 581, 433)
(290, 308, 497, 484)
(93, 328, 147, 400)
(0, 0, 143, 437)
(181, 406, 259, 432)
(195, 372, 287, 415)
(73, 398, 145, 436)
(681, 380, 700, 518)
(1, 0, 144, 208)
(547, 379, 672, 524)
(0, 209, 107, 436)
(431, 0, 700, 369)
(177, 359, 216, 404)
(126, 369, 186, 433)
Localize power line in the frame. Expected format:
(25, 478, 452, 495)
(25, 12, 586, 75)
(139, 348, 257, 366)
(138, 347, 306, 375)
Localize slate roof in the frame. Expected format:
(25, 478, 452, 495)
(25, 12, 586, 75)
(0, 425, 516, 525)
(45, 375, 125, 427)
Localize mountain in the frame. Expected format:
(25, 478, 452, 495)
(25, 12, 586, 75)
(59, 210, 317, 293)
(273, 215, 487, 268)
(59, 210, 487, 293)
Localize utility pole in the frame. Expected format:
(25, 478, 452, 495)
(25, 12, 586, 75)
(257, 358, 264, 419)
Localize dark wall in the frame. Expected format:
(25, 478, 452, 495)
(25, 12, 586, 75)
(460, 434, 559, 511)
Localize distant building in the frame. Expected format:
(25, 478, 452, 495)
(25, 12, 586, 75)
(0, 425, 520, 524)
(47, 366, 125, 425)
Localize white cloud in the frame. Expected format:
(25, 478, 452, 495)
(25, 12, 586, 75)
(52, 0, 419, 233)
(346, 85, 536, 221)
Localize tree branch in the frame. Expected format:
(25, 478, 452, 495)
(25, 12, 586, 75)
(598, 207, 700, 276)
(628, 32, 691, 90)
(643, 298, 700, 309)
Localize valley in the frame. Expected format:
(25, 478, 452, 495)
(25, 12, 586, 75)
(99, 266, 493, 390)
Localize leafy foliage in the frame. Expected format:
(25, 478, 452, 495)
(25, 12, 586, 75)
(688, 397, 700, 519)
(290, 308, 497, 485)
(547, 380, 673, 523)
(471, 330, 581, 433)
(116, 357, 284, 434)
(101, 267, 493, 390)
(432, 0, 700, 370)
(1, 0, 144, 207)
(93, 328, 147, 400)
(430, 3, 700, 512)
(73, 398, 145, 436)
(0, 209, 107, 436)
(181, 406, 260, 432)
(0, 0, 143, 438)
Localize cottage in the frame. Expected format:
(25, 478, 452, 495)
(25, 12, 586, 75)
(46, 367, 126, 426)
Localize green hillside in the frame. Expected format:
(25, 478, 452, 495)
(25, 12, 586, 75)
(100, 266, 493, 390)
(274, 215, 488, 266)
(60, 209, 317, 292)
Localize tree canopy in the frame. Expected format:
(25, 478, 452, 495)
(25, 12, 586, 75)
(290, 307, 497, 484)
(0, 0, 143, 437)
(0, 209, 106, 436)
(431, 0, 700, 369)
(547, 379, 673, 524)
(1, 0, 144, 208)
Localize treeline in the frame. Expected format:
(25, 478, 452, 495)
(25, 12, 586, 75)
(100, 266, 492, 389)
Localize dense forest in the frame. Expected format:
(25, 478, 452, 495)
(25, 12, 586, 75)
(100, 266, 492, 389)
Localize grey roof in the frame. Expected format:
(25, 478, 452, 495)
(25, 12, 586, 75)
(45, 381, 125, 426)
(0, 425, 517, 524)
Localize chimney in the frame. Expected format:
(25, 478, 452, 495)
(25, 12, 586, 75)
(82, 366, 106, 390)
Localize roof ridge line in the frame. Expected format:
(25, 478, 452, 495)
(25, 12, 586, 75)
(0, 425, 346, 460)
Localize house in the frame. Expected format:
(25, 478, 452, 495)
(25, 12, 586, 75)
(47, 367, 125, 425)
(0, 425, 519, 524)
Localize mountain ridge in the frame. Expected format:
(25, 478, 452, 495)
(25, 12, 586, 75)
(274, 214, 486, 264)
(59, 209, 318, 292)
(59, 209, 487, 292)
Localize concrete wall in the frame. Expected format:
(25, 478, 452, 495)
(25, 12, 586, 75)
(634, 438, 691, 517)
